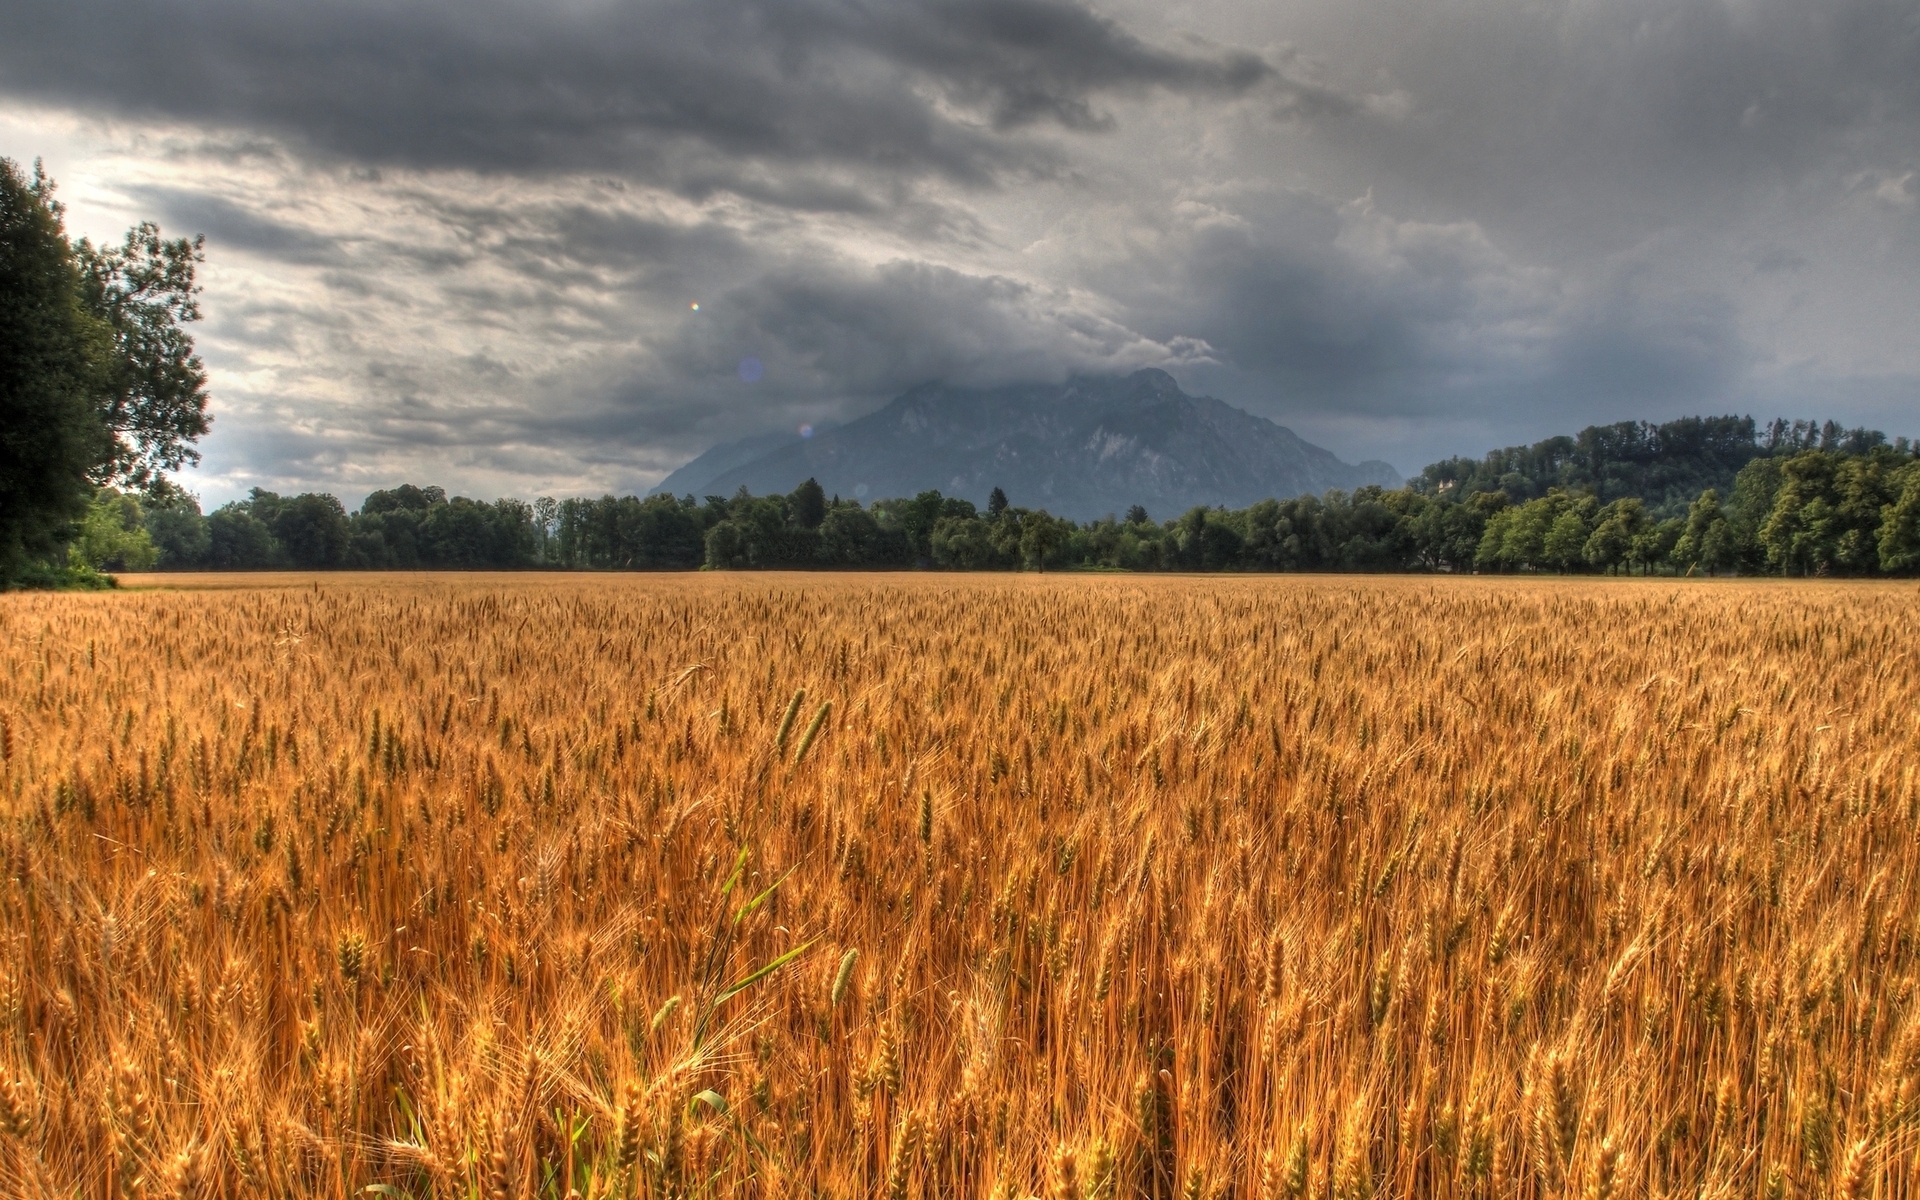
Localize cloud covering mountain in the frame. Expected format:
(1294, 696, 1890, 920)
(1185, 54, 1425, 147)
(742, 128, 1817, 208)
(2, 0, 1915, 504)
(657, 369, 1399, 519)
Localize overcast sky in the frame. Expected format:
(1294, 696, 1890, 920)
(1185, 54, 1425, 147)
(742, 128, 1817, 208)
(5, 0, 1916, 506)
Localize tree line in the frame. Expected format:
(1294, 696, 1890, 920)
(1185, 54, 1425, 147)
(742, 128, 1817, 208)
(68, 434, 1920, 577)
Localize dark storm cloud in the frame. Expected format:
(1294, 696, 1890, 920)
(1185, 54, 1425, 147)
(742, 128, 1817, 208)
(524, 256, 1209, 455)
(4, 0, 1915, 499)
(128, 186, 345, 265)
(1078, 192, 1539, 416)
(1545, 284, 1746, 408)
(862, 0, 1275, 131)
(691, 259, 1137, 392)
(0, 0, 1284, 197)
(1317, 0, 1920, 252)
(1173, 214, 1742, 413)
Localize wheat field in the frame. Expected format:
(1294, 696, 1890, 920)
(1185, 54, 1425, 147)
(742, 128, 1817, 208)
(1, 573, 1916, 1199)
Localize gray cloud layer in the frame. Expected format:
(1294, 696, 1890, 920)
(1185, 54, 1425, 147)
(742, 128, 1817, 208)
(2, 0, 1915, 502)
(5, 0, 1279, 191)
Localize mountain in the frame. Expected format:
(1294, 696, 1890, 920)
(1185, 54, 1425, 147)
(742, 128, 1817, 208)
(658, 370, 1400, 521)
(650, 423, 839, 499)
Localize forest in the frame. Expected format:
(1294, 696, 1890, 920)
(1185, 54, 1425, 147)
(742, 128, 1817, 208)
(78, 414, 1920, 577)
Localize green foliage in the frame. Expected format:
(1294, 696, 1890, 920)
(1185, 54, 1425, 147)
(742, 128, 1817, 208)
(930, 512, 1001, 569)
(0, 157, 210, 586)
(1754, 449, 1907, 576)
(6, 559, 114, 591)
(62, 425, 1920, 579)
(1878, 461, 1920, 572)
(1543, 502, 1594, 572)
(101, 454, 1920, 577)
(153, 487, 550, 571)
(1020, 511, 1070, 571)
(0, 158, 109, 586)
(74, 221, 210, 490)
(1415, 414, 1901, 519)
(253, 489, 352, 568)
(553, 492, 705, 569)
(890, 490, 973, 562)
(789, 477, 827, 530)
(68, 489, 158, 571)
(206, 503, 280, 568)
(1671, 489, 1736, 575)
(815, 504, 887, 565)
(143, 483, 210, 567)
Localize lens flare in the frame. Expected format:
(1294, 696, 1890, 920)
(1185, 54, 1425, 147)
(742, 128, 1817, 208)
(799, 424, 814, 438)
(737, 356, 763, 382)
(689, 302, 700, 311)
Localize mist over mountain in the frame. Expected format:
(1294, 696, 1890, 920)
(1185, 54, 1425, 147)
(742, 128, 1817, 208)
(651, 423, 840, 500)
(655, 370, 1400, 521)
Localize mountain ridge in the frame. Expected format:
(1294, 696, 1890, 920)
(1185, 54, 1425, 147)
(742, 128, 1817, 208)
(655, 369, 1400, 520)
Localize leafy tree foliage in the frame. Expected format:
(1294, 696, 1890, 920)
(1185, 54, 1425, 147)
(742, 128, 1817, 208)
(1671, 489, 1736, 575)
(1879, 463, 1920, 573)
(789, 477, 827, 530)
(143, 483, 211, 568)
(1020, 511, 1070, 571)
(556, 494, 704, 569)
(104, 445, 1920, 578)
(68, 489, 159, 571)
(1415, 414, 1896, 518)
(75, 223, 209, 490)
(206, 504, 279, 568)
(0, 158, 210, 586)
(0, 159, 108, 583)
(1751, 448, 1907, 576)
(252, 490, 352, 569)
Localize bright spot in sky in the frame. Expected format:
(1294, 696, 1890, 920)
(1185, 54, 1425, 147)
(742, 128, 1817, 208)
(854, 483, 869, 498)
(737, 355, 763, 382)
(799, 424, 814, 438)
(689, 302, 699, 311)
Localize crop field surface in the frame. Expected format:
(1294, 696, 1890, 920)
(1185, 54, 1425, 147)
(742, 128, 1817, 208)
(1, 573, 1917, 1200)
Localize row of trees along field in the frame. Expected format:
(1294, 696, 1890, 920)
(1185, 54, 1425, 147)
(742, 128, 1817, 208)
(81, 420, 1920, 576)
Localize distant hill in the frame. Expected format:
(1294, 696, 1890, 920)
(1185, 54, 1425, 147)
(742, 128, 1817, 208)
(650, 423, 840, 499)
(1413, 416, 1894, 518)
(655, 369, 1400, 521)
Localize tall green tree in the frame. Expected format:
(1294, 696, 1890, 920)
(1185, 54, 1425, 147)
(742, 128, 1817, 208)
(68, 489, 159, 571)
(0, 159, 108, 583)
(1671, 488, 1736, 575)
(1020, 511, 1068, 571)
(1878, 462, 1920, 573)
(1758, 453, 1835, 575)
(1, 158, 210, 585)
(1583, 498, 1648, 573)
(1543, 496, 1597, 572)
(207, 504, 279, 568)
(143, 483, 211, 567)
(271, 492, 352, 568)
(790, 477, 827, 530)
(75, 223, 210, 491)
